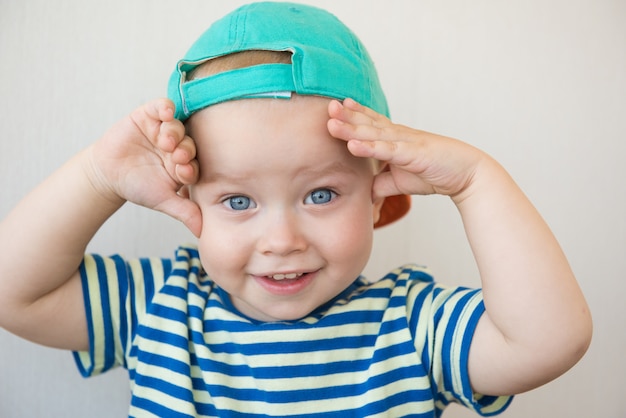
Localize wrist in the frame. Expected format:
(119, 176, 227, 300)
(81, 146, 126, 209)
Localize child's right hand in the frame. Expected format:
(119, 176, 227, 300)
(87, 99, 202, 236)
(0, 98, 202, 350)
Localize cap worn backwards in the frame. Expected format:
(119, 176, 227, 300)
(167, 1, 410, 227)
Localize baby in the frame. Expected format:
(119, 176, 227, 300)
(0, 2, 591, 417)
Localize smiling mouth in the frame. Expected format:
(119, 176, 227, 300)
(269, 272, 305, 281)
(252, 270, 318, 295)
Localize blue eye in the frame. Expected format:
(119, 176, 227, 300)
(224, 195, 255, 210)
(305, 189, 336, 205)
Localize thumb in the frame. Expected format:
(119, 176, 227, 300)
(372, 169, 433, 201)
(372, 171, 401, 202)
(156, 194, 203, 237)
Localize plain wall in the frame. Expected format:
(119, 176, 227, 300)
(1, 0, 624, 416)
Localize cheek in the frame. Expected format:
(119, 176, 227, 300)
(197, 222, 249, 279)
(321, 202, 374, 267)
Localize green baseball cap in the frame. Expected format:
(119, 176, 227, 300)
(167, 1, 410, 227)
(167, 1, 389, 121)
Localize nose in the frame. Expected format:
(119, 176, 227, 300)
(256, 210, 308, 256)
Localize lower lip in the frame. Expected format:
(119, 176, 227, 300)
(253, 271, 317, 296)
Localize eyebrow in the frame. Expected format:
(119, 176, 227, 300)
(297, 161, 360, 178)
(204, 161, 361, 183)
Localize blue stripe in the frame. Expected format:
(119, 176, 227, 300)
(140, 324, 190, 350)
(131, 395, 197, 418)
(135, 350, 191, 375)
(460, 295, 484, 402)
(150, 303, 189, 324)
(188, 279, 210, 298)
(176, 246, 200, 260)
(186, 338, 427, 382)
(134, 374, 194, 403)
(407, 266, 434, 282)
(359, 389, 434, 417)
(128, 260, 139, 345)
(202, 334, 379, 356)
(378, 315, 409, 335)
(351, 285, 393, 300)
(140, 258, 155, 301)
(191, 355, 376, 379)
(371, 338, 418, 364)
(161, 280, 210, 301)
(73, 258, 96, 377)
(213, 411, 273, 418)
(388, 293, 409, 308)
(431, 287, 446, 326)
(201, 365, 429, 403)
(441, 290, 475, 393)
(202, 308, 387, 333)
(217, 392, 436, 418)
(94, 255, 116, 372)
(409, 282, 434, 370)
(114, 256, 129, 368)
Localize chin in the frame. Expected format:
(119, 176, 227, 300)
(256, 305, 317, 323)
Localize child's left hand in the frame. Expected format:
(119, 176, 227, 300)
(328, 98, 592, 396)
(327, 98, 486, 204)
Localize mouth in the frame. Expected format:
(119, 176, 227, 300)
(268, 272, 305, 281)
(253, 270, 317, 295)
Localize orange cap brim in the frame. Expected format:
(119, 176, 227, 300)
(374, 194, 411, 228)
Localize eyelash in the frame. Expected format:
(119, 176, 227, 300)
(221, 188, 337, 211)
(304, 188, 337, 205)
(222, 195, 256, 211)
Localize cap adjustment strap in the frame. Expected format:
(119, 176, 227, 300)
(180, 63, 296, 118)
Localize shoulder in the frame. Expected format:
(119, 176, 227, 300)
(363, 264, 436, 299)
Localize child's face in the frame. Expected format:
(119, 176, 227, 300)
(188, 95, 382, 322)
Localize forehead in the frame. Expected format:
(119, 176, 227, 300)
(187, 95, 372, 177)
(187, 93, 329, 134)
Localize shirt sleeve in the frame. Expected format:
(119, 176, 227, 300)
(72, 253, 172, 377)
(406, 267, 513, 416)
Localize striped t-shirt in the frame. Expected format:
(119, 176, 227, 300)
(73, 245, 512, 417)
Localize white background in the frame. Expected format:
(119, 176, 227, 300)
(1, 0, 624, 416)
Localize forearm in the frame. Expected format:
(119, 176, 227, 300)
(326, 99, 592, 393)
(0, 146, 123, 317)
(456, 156, 592, 393)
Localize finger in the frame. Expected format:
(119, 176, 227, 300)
(328, 110, 393, 145)
(342, 98, 388, 124)
(157, 119, 186, 153)
(328, 98, 386, 128)
(155, 193, 203, 238)
(155, 98, 176, 123)
(131, 98, 176, 140)
(158, 134, 197, 187)
(179, 200, 202, 238)
(347, 138, 427, 173)
(142, 97, 176, 122)
(171, 135, 197, 165)
(175, 158, 199, 185)
(371, 171, 401, 200)
(371, 170, 433, 201)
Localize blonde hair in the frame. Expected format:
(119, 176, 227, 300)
(187, 50, 292, 81)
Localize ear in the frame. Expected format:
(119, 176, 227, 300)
(371, 160, 388, 225)
(372, 195, 386, 226)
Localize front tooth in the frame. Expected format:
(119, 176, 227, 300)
(271, 273, 302, 280)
